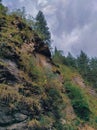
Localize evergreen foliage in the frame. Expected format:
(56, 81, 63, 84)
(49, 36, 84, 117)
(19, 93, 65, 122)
(77, 51, 89, 75)
(35, 10, 51, 45)
(53, 48, 97, 89)
(0, 1, 8, 15)
(53, 47, 65, 64)
(65, 52, 76, 68)
(0, 2, 97, 129)
(65, 51, 97, 89)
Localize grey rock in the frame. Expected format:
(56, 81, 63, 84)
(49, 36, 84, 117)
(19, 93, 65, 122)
(14, 113, 27, 122)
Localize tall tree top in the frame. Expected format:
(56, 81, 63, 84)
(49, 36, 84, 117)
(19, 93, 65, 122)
(36, 11, 46, 23)
(35, 10, 51, 46)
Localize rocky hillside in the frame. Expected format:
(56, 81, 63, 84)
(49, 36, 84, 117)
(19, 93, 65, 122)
(0, 6, 97, 130)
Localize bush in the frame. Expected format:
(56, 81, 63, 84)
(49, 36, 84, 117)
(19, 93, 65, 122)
(41, 88, 63, 120)
(54, 121, 64, 130)
(28, 119, 41, 130)
(0, 42, 19, 61)
(0, 3, 8, 15)
(0, 43, 8, 58)
(65, 82, 91, 121)
(39, 115, 53, 129)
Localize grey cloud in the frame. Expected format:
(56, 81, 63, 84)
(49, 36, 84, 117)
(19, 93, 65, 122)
(51, 0, 97, 57)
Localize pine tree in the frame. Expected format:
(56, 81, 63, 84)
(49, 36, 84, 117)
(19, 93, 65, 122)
(35, 10, 51, 45)
(77, 51, 89, 79)
(53, 47, 65, 64)
(0, 0, 8, 15)
(88, 58, 97, 87)
(66, 52, 76, 67)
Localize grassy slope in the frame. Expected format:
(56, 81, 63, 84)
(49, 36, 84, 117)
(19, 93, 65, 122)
(0, 11, 97, 130)
(59, 64, 97, 129)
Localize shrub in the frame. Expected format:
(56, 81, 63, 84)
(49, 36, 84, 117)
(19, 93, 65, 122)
(65, 82, 91, 121)
(0, 42, 19, 61)
(0, 3, 8, 15)
(39, 115, 53, 129)
(28, 119, 41, 130)
(54, 121, 64, 130)
(44, 88, 62, 119)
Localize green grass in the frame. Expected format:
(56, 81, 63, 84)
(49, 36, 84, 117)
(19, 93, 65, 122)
(65, 82, 91, 121)
(0, 8, 97, 129)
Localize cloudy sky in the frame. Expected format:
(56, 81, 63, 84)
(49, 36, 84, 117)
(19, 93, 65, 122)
(2, 0, 97, 57)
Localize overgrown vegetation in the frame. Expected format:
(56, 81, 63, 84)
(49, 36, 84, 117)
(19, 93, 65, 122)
(0, 1, 97, 129)
(65, 82, 91, 121)
(35, 10, 51, 45)
(53, 47, 97, 90)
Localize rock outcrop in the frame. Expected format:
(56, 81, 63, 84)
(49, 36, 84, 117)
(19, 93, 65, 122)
(0, 7, 96, 130)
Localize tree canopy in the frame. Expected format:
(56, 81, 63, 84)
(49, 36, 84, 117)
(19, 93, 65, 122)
(0, 0, 8, 15)
(35, 10, 51, 46)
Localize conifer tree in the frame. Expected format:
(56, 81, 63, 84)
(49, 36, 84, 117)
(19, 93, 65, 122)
(66, 52, 76, 67)
(77, 51, 89, 79)
(35, 10, 51, 45)
(0, 0, 8, 15)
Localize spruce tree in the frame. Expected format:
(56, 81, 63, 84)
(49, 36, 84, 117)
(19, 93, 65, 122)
(35, 10, 51, 45)
(77, 51, 89, 79)
(66, 52, 76, 67)
(0, 0, 8, 15)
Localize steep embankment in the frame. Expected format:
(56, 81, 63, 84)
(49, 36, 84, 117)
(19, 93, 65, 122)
(0, 13, 97, 130)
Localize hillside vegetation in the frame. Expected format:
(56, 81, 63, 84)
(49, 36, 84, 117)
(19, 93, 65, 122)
(0, 2, 97, 130)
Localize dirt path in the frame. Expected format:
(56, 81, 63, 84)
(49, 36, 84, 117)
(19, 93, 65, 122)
(72, 76, 97, 97)
(79, 124, 95, 130)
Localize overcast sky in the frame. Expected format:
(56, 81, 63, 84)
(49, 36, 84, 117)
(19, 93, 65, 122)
(2, 0, 97, 57)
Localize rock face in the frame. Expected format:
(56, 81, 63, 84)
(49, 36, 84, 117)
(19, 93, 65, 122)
(0, 104, 28, 130)
(0, 14, 53, 130)
(33, 34, 51, 58)
(0, 8, 96, 130)
(0, 60, 20, 84)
